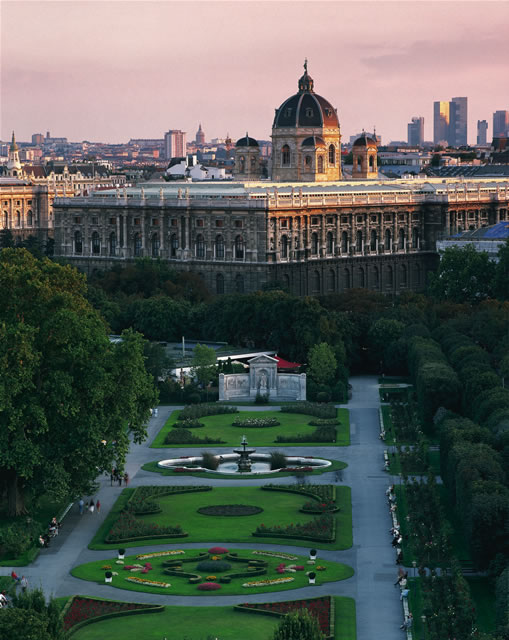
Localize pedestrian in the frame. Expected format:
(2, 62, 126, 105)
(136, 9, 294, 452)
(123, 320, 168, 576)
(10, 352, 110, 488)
(89, 499, 95, 514)
(20, 576, 28, 593)
(154, 408, 158, 417)
(400, 588, 410, 601)
(96, 499, 101, 513)
(110, 471, 114, 486)
(0, 591, 7, 608)
(124, 472, 129, 486)
(10, 571, 20, 583)
(85, 500, 89, 511)
(400, 613, 413, 630)
(118, 473, 122, 487)
(78, 498, 84, 515)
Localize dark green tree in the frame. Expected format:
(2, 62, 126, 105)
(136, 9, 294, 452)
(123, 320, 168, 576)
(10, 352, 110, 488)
(0, 228, 15, 249)
(191, 343, 217, 386)
(494, 238, 509, 300)
(0, 608, 54, 640)
(0, 249, 157, 516)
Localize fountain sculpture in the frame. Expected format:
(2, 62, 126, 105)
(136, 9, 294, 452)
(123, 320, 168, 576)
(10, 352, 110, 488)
(233, 435, 256, 472)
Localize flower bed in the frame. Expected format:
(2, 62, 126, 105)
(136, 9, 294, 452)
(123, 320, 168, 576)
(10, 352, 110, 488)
(209, 546, 229, 554)
(197, 581, 222, 590)
(301, 500, 339, 514)
(136, 550, 185, 560)
(235, 596, 334, 639)
(232, 417, 280, 428)
(242, 576, 294, 588)
(197, 504, 263, 516)
(105, 511, 186, 543)
(125, 576, 171, 588)
(253, 513, 335, 542)
(252, 550, 298, 560)
(62, 596, 161, 632)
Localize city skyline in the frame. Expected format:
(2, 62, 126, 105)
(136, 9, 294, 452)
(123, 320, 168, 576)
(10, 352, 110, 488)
(2, 1, 509, 145)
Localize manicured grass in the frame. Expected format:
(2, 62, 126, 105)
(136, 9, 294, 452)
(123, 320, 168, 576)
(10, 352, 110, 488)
(467, 577, 496, 633)
(71, 547, 354, 597)
(89, 486, 352, 551)
(151, 409, 350, 448)
(141, 458, 348, 479)
(70, 596, 356, 640)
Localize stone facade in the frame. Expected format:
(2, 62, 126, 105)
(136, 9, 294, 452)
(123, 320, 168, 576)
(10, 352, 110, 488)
(52, 179, 509, 296)
(219, 355, 306, 401)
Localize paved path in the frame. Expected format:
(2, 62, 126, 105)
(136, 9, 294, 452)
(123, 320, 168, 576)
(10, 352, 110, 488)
(3, 376, 404, 640)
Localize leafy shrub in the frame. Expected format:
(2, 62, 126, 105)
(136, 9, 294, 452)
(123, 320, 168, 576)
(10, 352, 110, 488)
(197, 582, 221, 590)
(208, 546, 229, 554)
(269, 451, 288, 470)
(201, 451, 219, 470)
(187, 392, 201, 404)
(164, 428, 225, 445)
(276, 425, 336, 443)
(254, 513, 335, 541)
(316, 391, 331, 403)
(0, 518, 42, 559)
(281, 403, 336, 419)
(255, 393, 270, 405)
(308, 418, 339, 426)
(232, 418, 280, 428)
(178, 404, 238, 420)
(196, 560, 232, 573)
(173, 419, 205, 429)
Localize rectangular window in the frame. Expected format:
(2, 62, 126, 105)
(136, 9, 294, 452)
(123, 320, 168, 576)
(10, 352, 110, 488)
(311, 216, 319, 226)
(215, 219, 224, 227)
(92, 217, 98, 225)
(398, 214, 406, 222)
(384, 214, 392, 222)
(341, 216, 348, 224)
(234, 220, 243, 228)
(412, 213, 419, 221)
(326, 216, 334, 225)
(370, 215, 377, 223)
(152, 218, 159, 225)
(281, 219, 288, 228)
(134, 218, 140, 225)
(171, 219, 178, 226)
(109, 217, 116, 225)
(356, 215, 364, 223)
(468, 212, 475, 219)
(74, 216, 81, 224)
(27, 200, 32, 205)
(16, 200, 20, 206)
(196, 219, 204, 227)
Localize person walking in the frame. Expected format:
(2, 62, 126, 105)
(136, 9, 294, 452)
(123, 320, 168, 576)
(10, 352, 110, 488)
(20, 576, 28, 593)
(400, 613, 413, 630)
(78, 498, 84, 515)
(89, 499, 95, 514)
(124, 472, 129, 486)
(96, 499, 101, 514)
(10, 571, 20, 583)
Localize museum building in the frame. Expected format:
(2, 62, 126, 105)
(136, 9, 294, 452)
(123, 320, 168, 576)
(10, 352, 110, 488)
(52, 66, 509, 296)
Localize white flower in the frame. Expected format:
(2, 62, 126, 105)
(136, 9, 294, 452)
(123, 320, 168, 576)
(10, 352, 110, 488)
(116, 560, 124, 564)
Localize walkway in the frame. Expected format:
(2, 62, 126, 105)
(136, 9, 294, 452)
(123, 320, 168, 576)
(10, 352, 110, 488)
(3, 376, 403, 640)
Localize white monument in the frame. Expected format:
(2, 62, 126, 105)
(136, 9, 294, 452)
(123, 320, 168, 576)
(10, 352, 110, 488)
(219, 355, 306, 401)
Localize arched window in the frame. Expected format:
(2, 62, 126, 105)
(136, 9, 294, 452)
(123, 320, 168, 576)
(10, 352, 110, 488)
(170, 233, 178, 257)
(92, 231, 100, 254)
(412, 227, 419, 249)
(385, 228, 392, 250)
(215, 235, 224, 259)
(398, 228, 405, 250)
(281, 235, 288, 259)
(369, 154, 375, 170)
(3, 212, 7, 228)
(109, 232, 116, 256)
(356, 230, 363, 252)
(305, 155, 312, 169)
(357, 157, 362, 172)
(317, 156, 324, 173)
(235, 274, 244, 293)
(74, 231, 82, 254)
(343, 268, 351, 289)
(341, 231, 348, 253)
(216, 273, 224, 294)
(196, 234, 205, 258)
(326, 231, 333, 255)
(281, 145, 290, 166)
(370, 229, 377, 251)
(373, 265, 380, 288)
(312, 270, 321, 293)
(16, 211, 20, 227)
(327, 269, 335, 291)
(283, 274, 290, 290)
(235, 235, 244, 260)
(399, 264, 407, 287)
(27, 211, 33, 226)
(239, 156, 245, 173)
(311, 232, 318, 255)
(134, 233, 142, 257)
(328, 145, 335, 165)
(386, 265, 393, 287)
(152, 233, 160, 258)
(358, 267, 365, 288)
(250, 155, 256, 170)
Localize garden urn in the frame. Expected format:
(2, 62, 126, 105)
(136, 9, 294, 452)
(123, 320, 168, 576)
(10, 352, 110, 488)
(105, 571, 113, 583)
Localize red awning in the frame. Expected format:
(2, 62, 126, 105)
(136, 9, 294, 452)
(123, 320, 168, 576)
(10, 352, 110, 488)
(276, 356, 301, 370)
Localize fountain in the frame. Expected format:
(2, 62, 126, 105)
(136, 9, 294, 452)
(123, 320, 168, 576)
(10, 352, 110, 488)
(233, 435, 256, 472)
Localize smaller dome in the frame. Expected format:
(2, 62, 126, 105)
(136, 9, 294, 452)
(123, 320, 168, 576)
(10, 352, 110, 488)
(353, 133, 377, 147)
(301, 136, 326, 148)
(236, 133, 259, 148)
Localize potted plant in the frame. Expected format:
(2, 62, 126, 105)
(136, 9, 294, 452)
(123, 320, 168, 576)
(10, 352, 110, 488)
(308, 571, 316, 585)
(309, 548, 317, 562)
(105, 571, 113, 583)
(118, 548, 126, 560)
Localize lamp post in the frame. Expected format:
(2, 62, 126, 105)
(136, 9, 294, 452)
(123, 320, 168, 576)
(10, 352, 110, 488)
(412, 560, 417, 579)
(420, 614, 426, 640)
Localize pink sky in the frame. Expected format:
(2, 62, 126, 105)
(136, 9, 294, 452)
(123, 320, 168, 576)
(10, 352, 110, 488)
(2, 0, 509, 145)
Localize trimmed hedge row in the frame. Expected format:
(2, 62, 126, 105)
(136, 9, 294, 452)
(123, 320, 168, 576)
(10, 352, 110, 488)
(67, 602, 165, 637)
(164, 428, 225, 445)
(178, 404, 238, 420)
(280, 403, 337, 419)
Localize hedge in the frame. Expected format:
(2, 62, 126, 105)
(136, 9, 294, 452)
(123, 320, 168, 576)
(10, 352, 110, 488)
(280, 403, 337, 419)
(178, 404, 238, 420)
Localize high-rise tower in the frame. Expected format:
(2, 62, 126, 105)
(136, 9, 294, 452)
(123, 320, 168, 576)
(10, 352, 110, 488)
(433, 101, 450, 145)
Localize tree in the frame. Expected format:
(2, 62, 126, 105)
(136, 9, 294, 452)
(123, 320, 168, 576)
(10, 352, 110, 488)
(307, 343, 337, 386)
(192, 344, 217, 387)
(0, 249, 157, 516)
(428, 244, 496, 304)
(0, 228, 15, 250)
(143, 342, 174, 381)
(272, 609, 324, 640)
(0, 608, 54, 640)
(494, 238, 509, 301)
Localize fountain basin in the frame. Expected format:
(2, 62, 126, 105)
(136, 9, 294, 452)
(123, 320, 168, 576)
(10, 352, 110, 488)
(158, 453, 331, 475)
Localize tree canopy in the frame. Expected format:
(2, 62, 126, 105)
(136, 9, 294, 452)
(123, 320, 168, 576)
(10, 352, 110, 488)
(0, 249, 157, 515)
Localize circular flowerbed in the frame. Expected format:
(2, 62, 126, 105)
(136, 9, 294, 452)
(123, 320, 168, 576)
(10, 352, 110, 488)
(197, 504, 263, 516)
(231, 418, 280, 428)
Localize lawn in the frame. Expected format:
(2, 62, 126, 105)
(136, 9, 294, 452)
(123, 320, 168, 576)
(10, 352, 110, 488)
(71, 547, 354, 597)
(71, 597, 356, 640)
(151, 409, 350, 448)
(89, 486, 352, 551)
(141, 458, 348, 480)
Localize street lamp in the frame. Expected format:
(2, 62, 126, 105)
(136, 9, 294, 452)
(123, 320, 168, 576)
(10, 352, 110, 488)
(412, 560, 417, 578)
(420, 614, 427, 640)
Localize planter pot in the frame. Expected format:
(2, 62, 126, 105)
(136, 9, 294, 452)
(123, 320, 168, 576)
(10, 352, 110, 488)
(105, 577, 112, 583)
(118, 554, 125, 559)
(308, 578, 316, 584)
